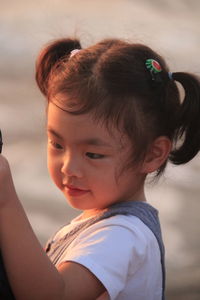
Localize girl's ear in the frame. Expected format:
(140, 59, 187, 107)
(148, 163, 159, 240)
(141, 136, 172, 174)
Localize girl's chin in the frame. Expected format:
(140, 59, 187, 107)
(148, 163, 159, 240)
(63, 194, 92, 210)
(66, 202, 96, 213)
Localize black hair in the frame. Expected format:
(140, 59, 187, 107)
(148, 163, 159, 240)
(36, 37, 200, 175)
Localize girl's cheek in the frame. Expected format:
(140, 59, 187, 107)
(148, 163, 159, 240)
(49, 167, 62, 190)
(47, 155, 62, 187)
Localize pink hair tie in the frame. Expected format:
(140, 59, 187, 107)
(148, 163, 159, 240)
(70, 49, 81, 58)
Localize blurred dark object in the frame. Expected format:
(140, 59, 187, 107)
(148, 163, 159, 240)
(0, 254, 15, 299)
(0, 130, 15, 298)
(0, 130, 3, 153)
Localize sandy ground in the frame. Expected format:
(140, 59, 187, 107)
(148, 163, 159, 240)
(0, 1, 200, 299)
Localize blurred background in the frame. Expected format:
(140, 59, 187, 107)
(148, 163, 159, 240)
(0, 0, 200, 299)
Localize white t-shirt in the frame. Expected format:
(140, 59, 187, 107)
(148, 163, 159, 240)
(52, 214, 162, 300)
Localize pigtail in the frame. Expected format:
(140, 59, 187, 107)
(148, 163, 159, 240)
(35, 38, 81, 96)
(170, 72, 200, 165)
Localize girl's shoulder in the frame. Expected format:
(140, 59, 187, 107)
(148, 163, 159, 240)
(79, 214, 158, 245)
(60, 214, 162, 296)
(48, 214, 162, 300)
(54, 213, 159, 251)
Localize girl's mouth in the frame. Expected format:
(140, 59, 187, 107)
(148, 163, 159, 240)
(64, 184, 90, 197)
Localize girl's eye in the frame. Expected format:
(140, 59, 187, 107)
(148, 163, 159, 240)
(86, 152, 105, 159)
(49, 140, 63, 150)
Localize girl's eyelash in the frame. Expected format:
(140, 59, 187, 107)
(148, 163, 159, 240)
(49, 140, 63, 149)
(48, 140, 105, 157)
(86, 152, 105, 159)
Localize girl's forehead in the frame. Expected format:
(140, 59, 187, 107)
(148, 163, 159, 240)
(47, 102, 128, 147)
(47, 102, 104, 129)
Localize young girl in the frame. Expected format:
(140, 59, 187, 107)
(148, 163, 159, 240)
(0, 37, 200, 300)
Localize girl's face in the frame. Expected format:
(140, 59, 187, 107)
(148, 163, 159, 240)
(47, 102, 146, 218)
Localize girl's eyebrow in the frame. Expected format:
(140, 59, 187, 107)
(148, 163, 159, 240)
(47, 128, 112, 148)
(48, 128, 63, 140)
(79, 138, 112, 148)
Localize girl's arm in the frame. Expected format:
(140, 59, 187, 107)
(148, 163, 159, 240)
(0, 155, 105, 300)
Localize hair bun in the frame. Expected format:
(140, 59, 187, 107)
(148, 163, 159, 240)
(35, 38, 81, 96)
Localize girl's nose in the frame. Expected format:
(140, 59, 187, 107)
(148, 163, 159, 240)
(61, 154, 83, 178)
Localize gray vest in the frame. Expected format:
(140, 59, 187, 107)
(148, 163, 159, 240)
(46, 201, 165, 300)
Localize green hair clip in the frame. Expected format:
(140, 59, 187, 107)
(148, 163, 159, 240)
(145, 59, 162, 81)
(146, 59, 162, 73)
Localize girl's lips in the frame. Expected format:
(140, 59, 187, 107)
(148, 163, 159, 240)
(64, 184, 90, 197)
